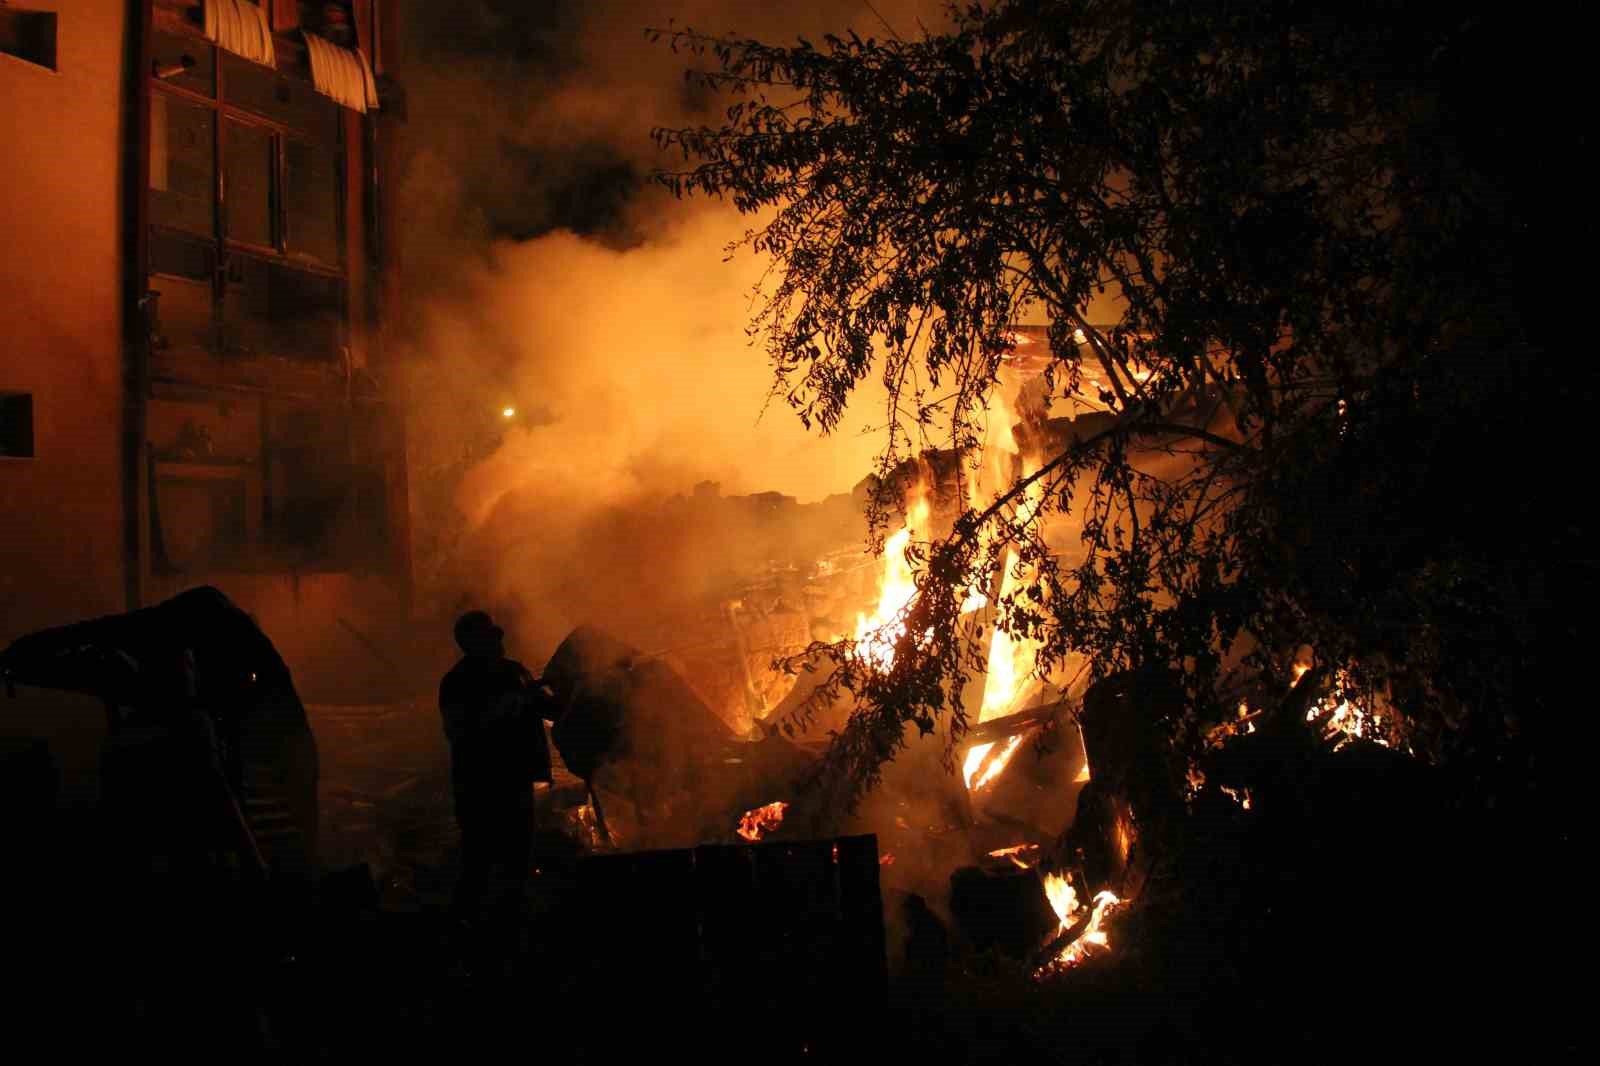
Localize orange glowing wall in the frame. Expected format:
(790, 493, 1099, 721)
(0, 1, 130, 635)
(0, 1, 133, 799)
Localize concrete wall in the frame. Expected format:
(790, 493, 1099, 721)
(1, 2, 130, 800)
(146, 568, 432, 702)
(0, 0, 128, 636)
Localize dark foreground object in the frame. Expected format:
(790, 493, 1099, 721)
(569, 834, 888, 1056)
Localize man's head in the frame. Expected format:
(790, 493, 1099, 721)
(453, 610, 505, 658)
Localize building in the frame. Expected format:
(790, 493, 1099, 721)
(2, 1, 414, 792)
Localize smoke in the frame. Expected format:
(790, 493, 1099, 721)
(395, 5, 997, 933)
(395, 1, 948, 648)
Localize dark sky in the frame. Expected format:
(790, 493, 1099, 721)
(395, 0, 936, 249)
(400, 0, 623, 242)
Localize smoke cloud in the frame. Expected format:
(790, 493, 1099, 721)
(395, 1, 947, 651)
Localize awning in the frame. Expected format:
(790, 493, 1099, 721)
(302, 31, 379, 113)
(203, 0, 275, 69)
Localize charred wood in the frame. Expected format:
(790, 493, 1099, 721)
(949, 863, 1059, 958)
(1056, 669, 1187, 897)
(958, 699, 1074, 748)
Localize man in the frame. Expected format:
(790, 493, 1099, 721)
(439, 610, 553, 952)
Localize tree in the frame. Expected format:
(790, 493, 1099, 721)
(650, 1, 1589, 809)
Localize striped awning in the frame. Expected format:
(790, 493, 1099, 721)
(303, 30, 379, 113)
(203, 0, 275, 68)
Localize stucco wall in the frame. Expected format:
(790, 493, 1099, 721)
(1, 2, 130, 800)
(0, 1, 128, 637)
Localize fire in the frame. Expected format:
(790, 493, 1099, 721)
(852, 494, 932, 670)
(846, 389, 1040, 793)
(988, 842, 1040, 870)
(1300, 668, 1396, 750)
(1305, 690, 1388, 749)
(1040, 871, 1122, 971)
(736, 800, 788, 842)
(965, 731, 1027, 791)
(961, 392, 1047, 791)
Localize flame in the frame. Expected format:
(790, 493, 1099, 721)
(852, 493, 932, 670)
(879, 853, 896, 866)
(736, 800, 788, 842)
(964, 731, 1028, 791)
(961, 392, 1048, 791)
(1040, 871, 1122, 971)
(848, 391, 1038, 793)
(988, 843, 1040, 870)
(1301, 669, 1394, 750)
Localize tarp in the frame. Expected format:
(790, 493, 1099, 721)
(204, 0, 276, 69)
(0, 586, 320, 882)
(544, 626, 734, 783)
(302, 29, 379, 113)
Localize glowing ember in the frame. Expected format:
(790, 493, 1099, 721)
(1302, 670, 1394, 750)
(736, 800, 788, 842)
(501, 406, 516, 419)
(879, 853, 896, 866)
(988, 843, 1041, 870)
(1040, 871, 1122, 971)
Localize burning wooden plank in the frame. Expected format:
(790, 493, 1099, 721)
(958, 698, 1074, 748)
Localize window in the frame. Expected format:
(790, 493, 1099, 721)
(254, 402, 391, 569)
(147, 27, 347, 362)
(0, 393, 35, 458)
(153, 472, 250, 572)
(0, 7, 56, 71)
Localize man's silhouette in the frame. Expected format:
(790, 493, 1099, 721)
(439, 610, 552, 956)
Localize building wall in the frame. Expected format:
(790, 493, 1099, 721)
(2, 3, 419, 805)
(0, 0, 129, 638)
(1, 2, 131, 802)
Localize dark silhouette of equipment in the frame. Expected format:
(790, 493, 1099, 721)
(0, 586, 320, 885)
(542, 625, 820, 847)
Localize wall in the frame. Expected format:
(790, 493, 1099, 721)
(146, 568, 433, 702)
(0, 1, 130, 801)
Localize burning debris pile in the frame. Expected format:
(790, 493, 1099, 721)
(736, 800, 788, 842)
(1039, 872, 1121, 971)
(410, 332, 1445, 998)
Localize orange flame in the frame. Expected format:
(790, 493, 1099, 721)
(960, 391, 1050, 792)
(736, 800, 788, 842)
(965, 731, 1029, 791)
(1301, 669, 1395, 750)
(988, 842, 1041, 870)
(852, 493, 932, 670)
(1040, 871, 1122, 971)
